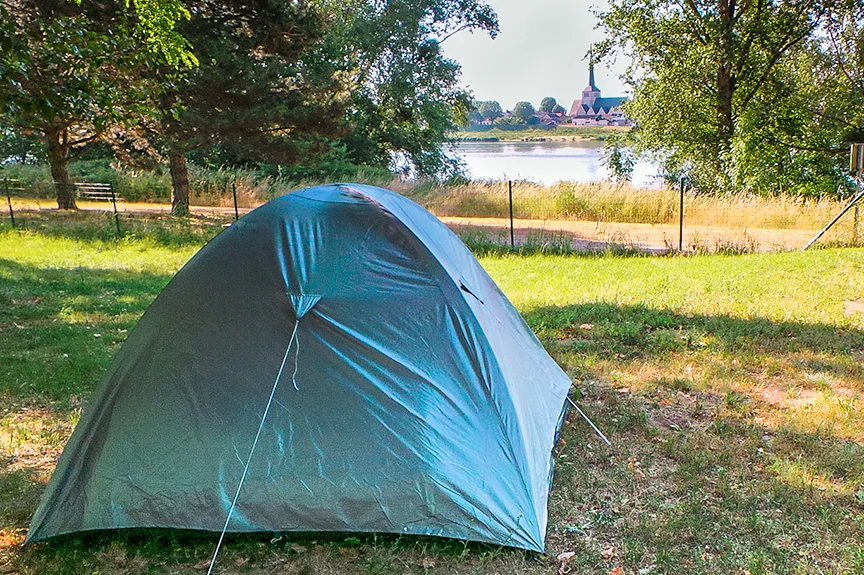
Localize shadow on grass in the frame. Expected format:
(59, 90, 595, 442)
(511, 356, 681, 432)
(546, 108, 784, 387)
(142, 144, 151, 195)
(524, 300, 864, 357)
(536, 301, 864, 573)
(17, 527, 516, 571)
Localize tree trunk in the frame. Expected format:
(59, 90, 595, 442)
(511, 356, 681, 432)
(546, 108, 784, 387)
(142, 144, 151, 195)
(45, 127, 77, 210)
(715, 0, 737, 187)
(717, 64, 735, 157)
(169, 151, 190, 216)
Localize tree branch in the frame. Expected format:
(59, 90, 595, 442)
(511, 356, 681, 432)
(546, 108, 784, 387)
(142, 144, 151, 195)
(437, 24, 470, 44)
(736, 22, 820, 115)
(827, 17, 864, 95)
(763, 132, 846, 155)
(66, 132, 103, 160)
(680, 0, 713, 43)
(66, 132, 101, 148)
(733, 0, 764, 78)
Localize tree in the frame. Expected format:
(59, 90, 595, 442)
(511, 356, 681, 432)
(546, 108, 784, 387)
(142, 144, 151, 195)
(139, 0, 346, 215)
(539, 97, 557, 113)
(512, 101, 535, 123)
(598, 0, 838, 192)
(331, 0, 498, 178)
(467, 110, 484, 124)
(552, 103, 566, 115)
(733, 2, 864, 196)
(493, 116, 520, 125)
(0, 1, 160, 208)
(477, 100, 503, 121)
(823, 1, 864, 143)
(602, 134, 637, 183)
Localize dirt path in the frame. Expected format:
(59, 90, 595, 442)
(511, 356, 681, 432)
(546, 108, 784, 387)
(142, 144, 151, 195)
(440, 216, 818, 252)
(8, 198, 821, 252)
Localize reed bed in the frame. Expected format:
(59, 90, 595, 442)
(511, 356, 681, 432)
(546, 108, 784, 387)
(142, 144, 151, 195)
(405, 179, 849, 231)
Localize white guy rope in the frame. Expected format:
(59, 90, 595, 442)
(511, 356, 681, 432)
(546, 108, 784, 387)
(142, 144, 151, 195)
(566, 395, 612, 447)
(206, 319, 300, 575)
(291, 326, 301, 391)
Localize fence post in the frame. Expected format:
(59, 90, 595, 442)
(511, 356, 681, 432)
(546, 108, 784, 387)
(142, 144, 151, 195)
(508, 180, 515, 249)
(110, 187, 121, 236)
(4, 178, 14, 228)
(232, 180, 239, 221)
(678, 177, 685, 251)
(854, 205, 860, 246)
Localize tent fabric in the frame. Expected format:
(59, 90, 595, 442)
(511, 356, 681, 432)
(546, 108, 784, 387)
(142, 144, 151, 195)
(27, 184, 572, 552)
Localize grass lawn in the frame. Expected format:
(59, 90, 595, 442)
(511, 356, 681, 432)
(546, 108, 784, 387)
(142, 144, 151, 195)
(1, 211, 863, 574)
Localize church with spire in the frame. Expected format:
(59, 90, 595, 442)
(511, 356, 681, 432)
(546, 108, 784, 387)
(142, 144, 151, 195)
(568, 54, 631, 127)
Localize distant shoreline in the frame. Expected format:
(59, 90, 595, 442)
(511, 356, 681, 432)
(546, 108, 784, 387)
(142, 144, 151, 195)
(449, 125, 630, 142)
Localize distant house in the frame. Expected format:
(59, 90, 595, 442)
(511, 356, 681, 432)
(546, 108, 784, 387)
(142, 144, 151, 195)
(568, 61, 631, 127)
(534, 111, 563, 126)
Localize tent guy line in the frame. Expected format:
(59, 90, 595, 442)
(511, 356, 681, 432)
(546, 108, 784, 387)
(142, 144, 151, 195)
(566, 396, 612, 447)
(206, 318, 302, 575)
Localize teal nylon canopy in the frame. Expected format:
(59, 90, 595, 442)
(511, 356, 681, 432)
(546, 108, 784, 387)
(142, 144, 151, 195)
(28, 184, 572, 552)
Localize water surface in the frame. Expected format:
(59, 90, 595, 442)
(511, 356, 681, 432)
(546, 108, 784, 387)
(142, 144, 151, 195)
(454, 140, 659, 187)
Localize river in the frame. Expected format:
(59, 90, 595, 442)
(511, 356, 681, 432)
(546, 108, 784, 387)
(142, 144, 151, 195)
(453, 140, 660, 187)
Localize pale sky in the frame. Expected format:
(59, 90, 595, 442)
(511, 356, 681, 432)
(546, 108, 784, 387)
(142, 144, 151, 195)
(440, 0, 630, 112)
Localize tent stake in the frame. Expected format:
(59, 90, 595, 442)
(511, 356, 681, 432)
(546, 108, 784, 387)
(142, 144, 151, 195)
(566, 396, 612, 447)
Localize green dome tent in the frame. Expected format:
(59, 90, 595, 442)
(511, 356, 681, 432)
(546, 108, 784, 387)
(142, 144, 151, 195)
(27, 184, 572, 552)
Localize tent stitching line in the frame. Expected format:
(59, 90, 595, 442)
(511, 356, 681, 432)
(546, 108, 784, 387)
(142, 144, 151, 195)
(206, 319, 300, 575)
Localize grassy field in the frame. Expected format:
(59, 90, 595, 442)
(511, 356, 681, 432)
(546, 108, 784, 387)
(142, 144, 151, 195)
(450, 126, 628, 142)
(1, 211, 864, 574)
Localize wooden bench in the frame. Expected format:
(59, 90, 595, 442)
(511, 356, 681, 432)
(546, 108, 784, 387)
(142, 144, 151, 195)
(2, 178, 25, 194)
(74, 182, 123, 203)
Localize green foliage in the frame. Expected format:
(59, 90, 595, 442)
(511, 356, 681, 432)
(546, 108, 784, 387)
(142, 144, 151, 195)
(138, 0, 345, 169)
(602, 134, 637, 184)
(0, 128, 43, 164)
(127, 0, 197, 67)
(598, 0, 849, 195)
(512, 101, 536, 123)
(466, 110, 484, 124)
(0, 0, 164, 206)
(731, 6, 864, 198)
(552, 103, 566, 115)
(539, 97, 558, 113)
(477, 100, 503, 120)
(0, 4, 157, 134)
(333, 0, 499, 178)
(492, 116, 521, 126)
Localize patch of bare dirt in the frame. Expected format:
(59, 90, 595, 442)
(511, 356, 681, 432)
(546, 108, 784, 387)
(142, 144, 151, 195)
(844, 300, 864, 316)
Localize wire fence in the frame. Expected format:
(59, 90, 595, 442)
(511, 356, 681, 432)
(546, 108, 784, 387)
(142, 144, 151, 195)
(407, 180, 863, 253)
(4, 177, 862, 253)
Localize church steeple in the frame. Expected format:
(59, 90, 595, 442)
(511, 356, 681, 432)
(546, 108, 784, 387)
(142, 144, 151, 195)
(581, 45, 601, 108)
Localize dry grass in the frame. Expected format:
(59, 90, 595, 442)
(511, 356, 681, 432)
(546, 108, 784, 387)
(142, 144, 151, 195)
(404, 180, 850, 229)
